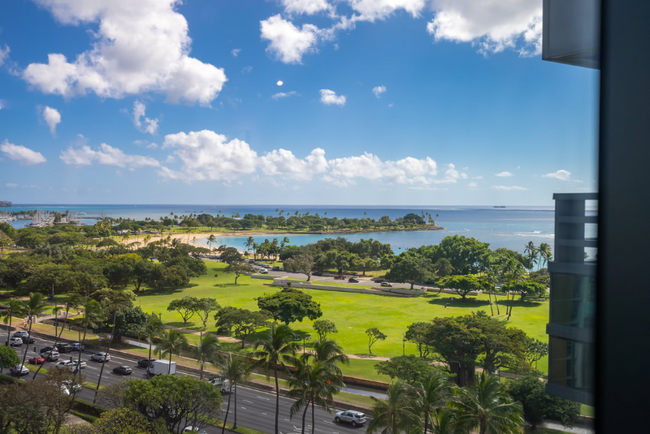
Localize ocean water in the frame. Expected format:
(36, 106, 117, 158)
(2, 204, 597, 255)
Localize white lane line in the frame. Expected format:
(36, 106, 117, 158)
(257, 395, 270, 400)
(242, 399, 254, 404)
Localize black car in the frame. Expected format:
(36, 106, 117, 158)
(40, 346, 58, 354)
(113, 366, 132, 375)
(138, 358, 156, 368)
(272, 266, 280, 271)
(348, 277, 360, 283)
(58, 343, 73, 353)
(313, 271, 323, 276)
(20, 336, 35, 344)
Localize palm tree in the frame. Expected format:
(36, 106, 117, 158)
(19, 293, 48, 370)
(1, 298, 26, 348)
(415, 371, 452, 434)
(192, 332, 221, 380)
(252, 324, 300, 434)
(309, 338, 349, 374)
(216, 354, 252, 432)
(367, 381, 421, 433)
(428, 408, 461, 434)
(157, 328, 188, 374)
(93, 289, 132, 403)
(244, 236, 255, 255)
(523, 241, 538, 270)
(207, 234, 217, 251)
(74, 298, 104, 379)
(538, 243, 553, 270)
(143, 313, 164, 364)
(451, 372, 524, 434)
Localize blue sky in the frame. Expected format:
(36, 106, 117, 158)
(0, 0, 599, 206)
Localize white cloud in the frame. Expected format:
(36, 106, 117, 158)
(231, 48, 241, 57)
(427, 0, 542, 56)
(495, 171, 513, 177)
(0, 100, 4, 110)
(260, 14, 322, 64)
(6, 183, 18, 188)
(492, 185, 527, 191)
(60, 143, 159, 169)
(23, 0, 227, 105)
(347, 0, 427, 22)
(42, 106, 61, 135)
(160, 130, 258, 182)
(468, 182, 478, 188)
(242, 66, 253, 74)
(0, 45, 8, 66)
(320, 89, 346, 106)
(272, 91, 299, 99)
(282, 0, 332, 15)
(0, 140, 47, 165)
(133, 139, 158, 149)
(372, 85, 386, 98)
(326, 153, 440, 186)
(260, 148, 329, 181)
(542, 169, 572, 181)
(132, 101, 159, 135)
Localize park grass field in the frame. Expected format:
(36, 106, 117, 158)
(136, 261, 550, 372)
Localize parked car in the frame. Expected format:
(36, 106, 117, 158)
(373, 278, 386, 283)
(313, 271, 323, 276)
(113, 366, 132, 375)
(272, 266, 280, 271)
(13, 331, 28, 338)
(7, 337, 22, 347)
(381, 282, 393, 287)
(28, 356, 45, 365)
(70, 342, 85, 352)
(62, 380, 82, 393)
(40, 346, 58, 354)
(19, 336, 35, 344)
(71, 360, 87, 369)
(183, 427, 207, 434)
(138, 358, 156, 368)
(43, 351, 60, 362)
(10, 364, 29, 376)
(334, 275, 345, 280)
(259, 268, 268, 274)
(57, 343, 73, 353)
(208, 378, 235, 394)
(91, 352, 110, 362)
(348, 277, 360, 283)
(335, 410, 367, 427)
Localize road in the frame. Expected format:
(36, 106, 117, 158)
(263, 268, 424, 291)
(6, 333, 370, 434)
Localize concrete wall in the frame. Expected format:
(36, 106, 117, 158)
(271, 278, 423, 296)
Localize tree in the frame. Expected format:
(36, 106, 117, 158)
(97, 379, 130, 409)
(312, 319, 338, 341)
(284, 254, 314, 281)
(142, 313, 164, 363)
(524, 338, 549, 370)
(215, 307, 272, 348)
(524, 241, 538, 269)
(19, 292, 48, 371)
(131, 261, 153, 293)
(167, 296, 198, 325)
(215, 354, 252, 432)
(433, 258, 454, 278)
(124, 375, 222, 434)
(157, 328, 189, 374)
(469, 311, 527, 374)
(367, 381, 420, 433)
(207, 234, 217, 250)
(420, 235, 491, 275)
(0, 345, 20, 374)
(415, 370, 453, 434)
(451, 372, 524, 434)
(501, 280, 547, 302)
(257, 287, 323, 325)
(507, 375, 580, 430)
(69, 407, 169, 434)
(252, 324, 300, 434)
(386, 254, 435, 289)
(192, 333, 221, 380)
(0, 298, 26, 350)
(374, 355, 437, 385)
(194, 297, 220, 329)
(405, 321, 434, 358)
(358, 257, 380, 276)
(365, 327, 387, 355)
(437, 275, 493, 300)
(538, 243, 553, 270)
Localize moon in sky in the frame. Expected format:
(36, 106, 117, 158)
(277, 80, 283, 86)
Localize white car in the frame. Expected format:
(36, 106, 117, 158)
(209, 378, 235, 393)
(91, 352, 110, 362)
(10, 364, 29, 376)
(258, 268, 268, 274)
(335, 410, 367, 427)
(13, 331, 28, 338)
(71, 360, 87, 369)
(55, 360, 80, 372)
(183, 428, 207, 434)
(62, 380, 83, 393)
(7, 337, 22, 346)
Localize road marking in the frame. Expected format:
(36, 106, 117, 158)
(243, 399, 253, 404)
(257, 395, 270, 400)
(241, 407, 246, 410)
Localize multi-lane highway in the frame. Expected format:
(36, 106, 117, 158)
(5, 332, 370, 434)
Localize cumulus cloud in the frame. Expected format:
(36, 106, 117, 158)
(427, 0, 542, 56)
(495, 171, 513, 177)
(6, 183, 18, 188)
(468, 181, 478, 188)
(372, 85, 386, 98)
(60, 143, 160, 169)
(231, 48, 241, 57)
(282, 0, 332, 15)
(23, 0, 227, 105)
(0, 140, 47, 165)
(132, 101, 159, 135)
(346, 0, 427, 22)
(320, 89, 346, 106)
(241, 66, 253, 74)
(492, 185, 527, 191)
(0, 45, 8, 66)
(272, 91, 299, 99)
(160, 130, 258, 182)
(260, 148, 328, 181)
(42, 106, 61, 135)
(542, 169, 572, 181)
(0, 100, 4, 110)
(260, 14, 323, 64)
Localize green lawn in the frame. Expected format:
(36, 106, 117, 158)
(136, 261, 550, 372)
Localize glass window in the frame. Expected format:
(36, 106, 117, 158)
(551, 273, 596, 327)
(549, 337, 595, 394)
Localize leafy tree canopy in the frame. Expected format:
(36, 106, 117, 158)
(257, 287, 323, 325)
(374, 355, 438, 385)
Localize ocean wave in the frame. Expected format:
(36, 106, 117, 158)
(514, 231, 555, 238)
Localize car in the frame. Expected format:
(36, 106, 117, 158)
(334, 410, 367, 427)
(19, 336, 35, 344)
(28, 356, 45, 365)
(208, 378, 235, 393)
(381, 282, 393, 287)
(138, 358, 156, 368)
(183, 427, 207, 433)
(258, 268, 268, 274)
(10, 364, 29, 376)
(70, 342, 85, 352)
(57, 343, 73, 353)
(43, 351, 60, 362)
(373, 278, 386, 283)
(7, 337, 22, 346)
(313, 271, 323, 276)
(61, 380, 83, 393)
(54, 360, 76, 371)
(348, 277, 360, 283)
(272, 266, 280, 271)
(13, 331, 28, 338)
(91, 352, 111, 362)
(40, 346, 58, 354)
(262, 263, 271, 268)
(113, 366, 132, 375)
(71, 360, 87, 369)
(334, 275, 345, 280)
